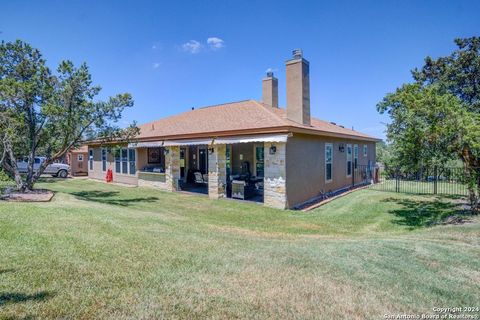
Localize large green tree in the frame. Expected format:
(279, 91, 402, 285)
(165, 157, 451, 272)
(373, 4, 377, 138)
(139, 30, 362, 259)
(378, 37, 480, 211)
(0, 40, 137, 191)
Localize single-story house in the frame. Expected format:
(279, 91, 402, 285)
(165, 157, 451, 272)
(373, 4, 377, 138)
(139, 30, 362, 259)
(87, 50, 380, 209)
(66, 146, 88, 176)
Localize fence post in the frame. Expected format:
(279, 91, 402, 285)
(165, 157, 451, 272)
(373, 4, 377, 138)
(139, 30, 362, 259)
(434, 165, 438, 195)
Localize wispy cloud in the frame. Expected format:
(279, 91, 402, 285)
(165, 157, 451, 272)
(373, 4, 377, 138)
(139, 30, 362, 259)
(152, 62, 160, 69)
(181, 40, 203, 54)
(152, 45, 157, 49)
(207, 37, 225, 50)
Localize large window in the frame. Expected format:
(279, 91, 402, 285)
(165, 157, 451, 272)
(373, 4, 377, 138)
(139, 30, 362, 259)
(354, 144, 358, 170)
(114, 149, 121, 173)
(346, 144, 352, 177)
(101, 148, 107, 172)
(255, 145, 264, 177)
(114, 148, 136, 175)
(325, 143, 333, 182)
(129, 149, 136, 175)
(121, 148, 128, 174)
(89, 149, 94, 170)
(363, 144, 368, 157)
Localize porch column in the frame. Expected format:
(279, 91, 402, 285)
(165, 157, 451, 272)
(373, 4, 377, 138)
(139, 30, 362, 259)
(208, 144, 227, 199)
(264, 142, 287, 209)
(165, 146, 181, 191)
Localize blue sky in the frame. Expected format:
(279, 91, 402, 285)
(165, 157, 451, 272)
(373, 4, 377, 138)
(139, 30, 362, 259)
(1, 0, 479, 140)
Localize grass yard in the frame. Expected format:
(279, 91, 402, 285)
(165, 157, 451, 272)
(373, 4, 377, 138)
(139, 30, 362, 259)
(1, 179, 479, 319)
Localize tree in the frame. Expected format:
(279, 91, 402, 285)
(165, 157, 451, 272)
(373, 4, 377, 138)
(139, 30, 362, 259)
(0, 40, 137, 191)
(375, 141, 394, 167)
(378, 37, 480, 211)
(411, 37, 480, 210)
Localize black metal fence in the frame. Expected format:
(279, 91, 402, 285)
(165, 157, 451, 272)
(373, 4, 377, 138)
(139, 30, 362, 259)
(369, 165, 472, 196)
(352, 164, 375, 188)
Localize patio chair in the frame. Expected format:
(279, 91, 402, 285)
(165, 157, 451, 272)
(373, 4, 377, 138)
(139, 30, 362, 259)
(194, 172, 207, 184)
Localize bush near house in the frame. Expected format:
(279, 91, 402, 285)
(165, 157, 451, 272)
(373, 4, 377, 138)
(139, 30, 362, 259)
(0, 179, 479, 319)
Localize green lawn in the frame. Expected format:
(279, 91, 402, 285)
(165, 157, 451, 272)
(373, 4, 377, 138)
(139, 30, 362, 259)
(1, 179, 479, 319)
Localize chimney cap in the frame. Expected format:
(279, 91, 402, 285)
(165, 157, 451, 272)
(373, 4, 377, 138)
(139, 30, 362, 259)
(292, 49, 303, 59)
(266, 71, 274, 77)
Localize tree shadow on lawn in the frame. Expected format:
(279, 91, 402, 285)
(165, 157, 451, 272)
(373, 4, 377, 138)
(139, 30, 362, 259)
(0, 268, 15, 275)
(0, 291, 53, 307)
(381, 197, 471, 229)
(71, 190, 159, 207)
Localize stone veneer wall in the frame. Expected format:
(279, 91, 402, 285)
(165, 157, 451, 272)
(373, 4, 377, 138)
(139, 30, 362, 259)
(208, 144, 227, 199)
(264, 142, 287, 209)
(164, 146, 181, 191)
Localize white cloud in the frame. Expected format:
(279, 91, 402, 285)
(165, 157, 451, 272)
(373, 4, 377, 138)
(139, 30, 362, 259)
(152, 45, 157, 49)
(207, 37, 225, 50)
(152, 62, 160, 69)
(181, 40, 202, 54)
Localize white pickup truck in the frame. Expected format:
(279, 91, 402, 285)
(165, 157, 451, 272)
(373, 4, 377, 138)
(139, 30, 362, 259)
(16, 157, 70, 178)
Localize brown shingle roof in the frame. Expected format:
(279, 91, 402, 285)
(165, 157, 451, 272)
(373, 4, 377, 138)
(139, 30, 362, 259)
(136, 100, 379, 142)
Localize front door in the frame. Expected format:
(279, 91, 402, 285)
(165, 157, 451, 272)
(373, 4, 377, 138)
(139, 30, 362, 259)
(198, 148, 207, 174)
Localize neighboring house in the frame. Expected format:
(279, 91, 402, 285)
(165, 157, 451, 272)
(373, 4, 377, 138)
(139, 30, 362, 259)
(87, 50, 380, 209)
(67, 146, 88, 176)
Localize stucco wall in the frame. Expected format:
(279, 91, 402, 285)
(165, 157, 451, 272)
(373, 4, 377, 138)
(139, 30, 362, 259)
(285, 134, 376, 207)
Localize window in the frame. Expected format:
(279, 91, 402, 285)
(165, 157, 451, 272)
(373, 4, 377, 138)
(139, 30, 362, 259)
(121, 148, 128, 174)
(114, 149, 121, 173)
(89, 149, 94, 170)
(363, 144, 368, 157)
(346, 144, 352, 176)
(101, 148, 107, 172)
(77, 154, 84, 162)
(255, 145, 264, 177)
(114, 148, 135, 175)
(128, 149, 136, 175)
(325, 143, 333, 182)
(354, 144, 358, 170)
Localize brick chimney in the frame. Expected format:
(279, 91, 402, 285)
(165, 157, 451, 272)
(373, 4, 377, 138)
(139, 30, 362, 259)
(262, 71, 278, 108)
(286, 49, 310, 125)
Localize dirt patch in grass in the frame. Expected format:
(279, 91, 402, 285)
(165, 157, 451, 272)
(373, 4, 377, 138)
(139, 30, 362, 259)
(1, 189, 54, 202)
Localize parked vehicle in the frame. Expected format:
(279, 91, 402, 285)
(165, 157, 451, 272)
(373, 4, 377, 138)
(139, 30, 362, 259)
(16, 157, 70, 178)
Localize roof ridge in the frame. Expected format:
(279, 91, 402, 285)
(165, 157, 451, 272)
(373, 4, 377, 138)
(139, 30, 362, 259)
(251, 100, 290, 125)
(198, 99, 253, 109)
(139, 99, 254, 129)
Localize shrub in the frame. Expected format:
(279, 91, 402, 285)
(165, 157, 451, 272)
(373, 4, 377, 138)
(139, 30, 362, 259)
(0, 169, 12, 182)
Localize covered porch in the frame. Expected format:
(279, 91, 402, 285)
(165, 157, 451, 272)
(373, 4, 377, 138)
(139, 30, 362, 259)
(129, 134, 288, 208)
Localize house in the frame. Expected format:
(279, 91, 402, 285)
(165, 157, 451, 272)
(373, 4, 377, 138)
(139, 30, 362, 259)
(66, 146, 89, 176)
(87, 50, 379, 209)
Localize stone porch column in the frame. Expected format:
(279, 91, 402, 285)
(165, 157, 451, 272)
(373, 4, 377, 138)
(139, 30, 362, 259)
(264, 142, 287, 209)
(165, 146, 180, 191)
(208, 144, 227, 199)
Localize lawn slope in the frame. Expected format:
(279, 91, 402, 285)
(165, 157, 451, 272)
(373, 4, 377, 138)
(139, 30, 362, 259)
(1, 179, 479, 319)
